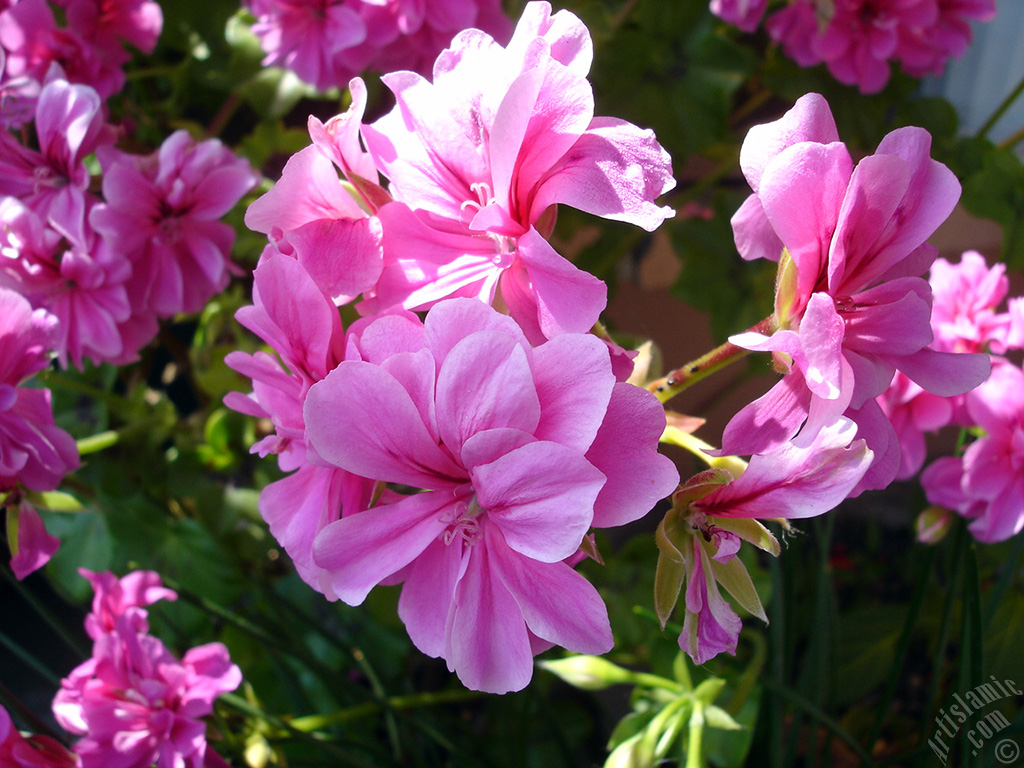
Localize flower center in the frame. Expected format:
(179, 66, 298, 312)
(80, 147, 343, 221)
(441, 496, 485, 546)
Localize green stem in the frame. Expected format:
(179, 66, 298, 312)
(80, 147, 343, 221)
(648, 315, 775, 403)
(998, 123, 1024, 151)
(686, 702, 705, 768)
(982, 531, 1024, 630)
(866, 546, 937, 754)
(959, 540, 984, 768)
(76, 430, 120, 455)
(917, 523, 966, 754)
(979, 71, 1024, 138)
(290, 688, 485, 731)
(762, 681, 878, 768)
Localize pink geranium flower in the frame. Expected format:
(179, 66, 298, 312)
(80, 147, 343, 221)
(56, 0, 163, 59)
(0, 0, 125, 100)
(91, 131, 258, 317)
(0, 77, 115, 225)
(0, 288, 78, 491)
(0, 287, 78, 578)
(80, 568, 178, 640)
(658, 418, 871, 664)
(710, 0, 767, 33)
(722, 94, 989, 491)
(54, 569, 240, 768)
(303, 298, 678, 692)
(929, 251, 1014, 354)
(359, 0, 674, 342)
(224, 251, 374, 599)
(0, 197, 139, 368)
(54, 625, 241, 768)
(247, 0, 368, 91)
(245, 78, 387, 305)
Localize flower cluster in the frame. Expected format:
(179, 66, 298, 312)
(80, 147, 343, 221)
(711, 0, 996, 93)
(654, 93, 990, 664)
(0, 76, 257, 368)
(245, 0, 512, 91)
(53, 569, 241, 768)
(0, 0, 162, 122)
(230, 2, 680, 692)
(0, 287, 78, 579)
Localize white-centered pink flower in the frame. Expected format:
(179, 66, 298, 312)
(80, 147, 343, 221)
(303, 298, 678, 692)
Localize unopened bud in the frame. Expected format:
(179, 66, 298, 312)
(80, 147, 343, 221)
(916, 505, 953, 545)
(539, 655, 634, 690)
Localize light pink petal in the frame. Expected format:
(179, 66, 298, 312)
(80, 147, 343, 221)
(287, 216, 383, 302)
(530, 116, 675, 231)
(313, 491, 452, 605)
(460, 428, 535, 470)
(531, 332, 613, 452)
(423, 296, 530, 367)
(245, 146, 363, 234)
(491, 540, 612, 653)
(699, 418, 871, 519)
(739, 93, 839, 191)
(587, 383, 679, 528)
(435, 330, 540, 451)
(732, 193, 784, 262)
(305, 361, 464, 488)
(719, 374, 811, 457)
(846, 400, 901, 496)
(503, 229, 606, 344)
(445, 536, 533, 694)
(894, 348, 990, 397)
(471, 441, 603, 562)
(398, 537, 465, 657)
(759, 142, 853, 302)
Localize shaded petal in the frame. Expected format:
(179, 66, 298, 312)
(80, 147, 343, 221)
(492, 540, 612, 653)
(587, 383, 679, 528)
(445, 536, 532, 693)
(314, 491, 452, 605)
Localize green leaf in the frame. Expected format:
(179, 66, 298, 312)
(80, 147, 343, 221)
(709, 555, 767, 623)
(23, 490, 84, 513)
(703, 705, 741, 731)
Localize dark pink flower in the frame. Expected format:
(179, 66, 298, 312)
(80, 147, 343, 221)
(0, 287, 78, 492)
(54, 624, 241, 768)
(80, 568, 178, 640)
(0, 0, 125, 100)
(0, 78, 116, 224)
(247, 0, 368, 91)
(0, 704, 77, 768)
(710, 0, 768, 33)
(91, 131, 258, 317)
(56, 0, 163, 58)
(0, 197, 139, 368)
